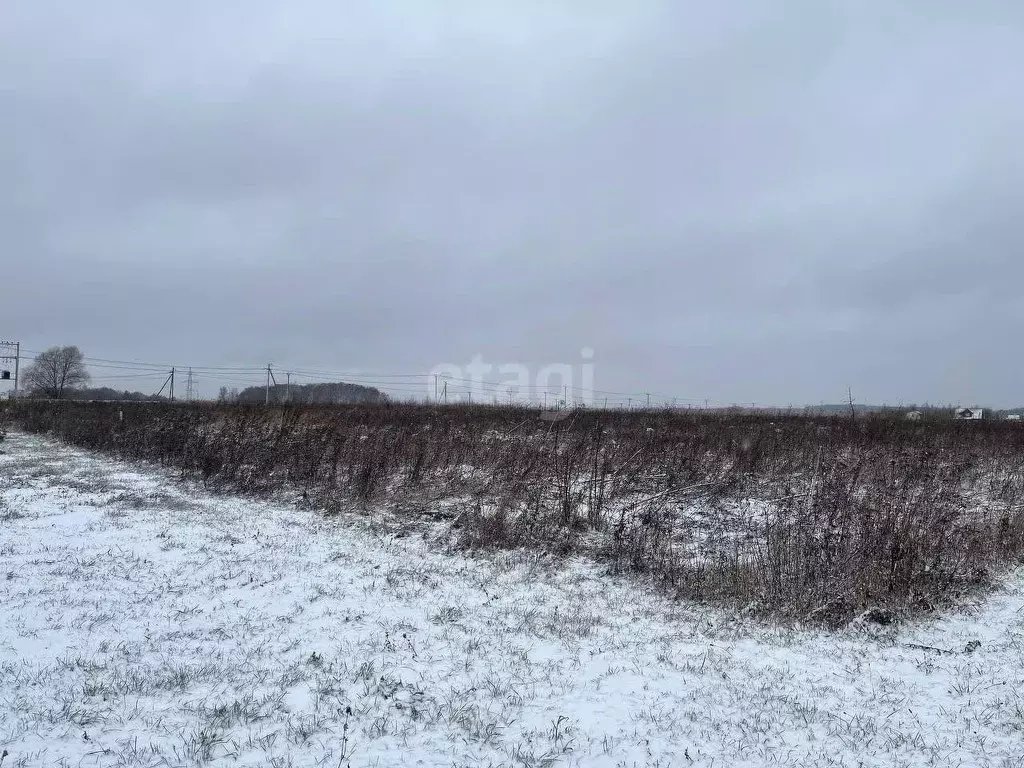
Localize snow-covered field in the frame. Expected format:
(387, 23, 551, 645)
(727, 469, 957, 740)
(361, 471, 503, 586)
(2, 431, 1023, 768)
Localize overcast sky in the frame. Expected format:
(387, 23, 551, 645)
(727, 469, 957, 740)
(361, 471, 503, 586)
(2, 1, 1023, 406)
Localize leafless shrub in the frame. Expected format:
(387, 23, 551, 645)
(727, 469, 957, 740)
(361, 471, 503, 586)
(11, 400, 1024, 624)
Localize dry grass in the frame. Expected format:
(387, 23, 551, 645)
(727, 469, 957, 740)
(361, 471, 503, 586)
(9, 400, 1024, 624)
(3, 430, 1023, 768)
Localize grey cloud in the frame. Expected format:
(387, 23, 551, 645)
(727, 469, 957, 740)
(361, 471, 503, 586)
(3, 1, 1024, 405)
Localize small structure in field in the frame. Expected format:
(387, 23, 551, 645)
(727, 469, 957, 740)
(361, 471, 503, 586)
(954, 407, 985, 421)
(1006, 414, 1022, 421)
(905, 410, 923, 421)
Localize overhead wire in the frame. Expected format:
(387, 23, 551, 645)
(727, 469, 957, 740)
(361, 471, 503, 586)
(13, 348, 719, 407)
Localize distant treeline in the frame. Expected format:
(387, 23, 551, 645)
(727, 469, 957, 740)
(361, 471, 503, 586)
(233, 381, 384, 405)
(67, 387, 169, 403)
(35, 382, 384, 405)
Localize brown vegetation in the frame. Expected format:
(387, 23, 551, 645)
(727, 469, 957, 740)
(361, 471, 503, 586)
(8, 400, 1024, 625)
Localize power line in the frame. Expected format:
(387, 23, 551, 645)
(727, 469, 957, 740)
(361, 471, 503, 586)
(13, 347, 722, 408)
(20, 349, 263, 374)
(89, 373, 167, 381)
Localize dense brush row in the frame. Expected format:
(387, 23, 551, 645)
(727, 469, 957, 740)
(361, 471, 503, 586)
(7, 400, 1024, 624)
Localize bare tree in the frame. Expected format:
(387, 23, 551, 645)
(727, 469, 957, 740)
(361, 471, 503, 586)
(216, 386, 239, 404)
(25, 346, 91, 399)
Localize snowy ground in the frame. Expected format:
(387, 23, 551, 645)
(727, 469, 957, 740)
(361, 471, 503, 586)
(1, 431, 1023, 768)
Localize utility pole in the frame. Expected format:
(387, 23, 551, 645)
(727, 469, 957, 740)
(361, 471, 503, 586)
(184, 368, 195, 402)
(156, 369, 173, 400)
(286, 372, 291, 403)
(646, 392, 651, 409)
(434, 374, 439, 403)
(263, 364, 279, 405)
(442, 381, 447, 404)
(0, 341, 19, 398)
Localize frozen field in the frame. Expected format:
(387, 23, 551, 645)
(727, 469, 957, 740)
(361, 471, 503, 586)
(1, 430, 1023, 768)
